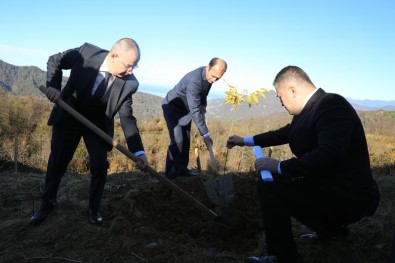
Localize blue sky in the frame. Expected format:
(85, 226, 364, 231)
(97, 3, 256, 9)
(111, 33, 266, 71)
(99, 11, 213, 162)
(0, 0, 394, 100)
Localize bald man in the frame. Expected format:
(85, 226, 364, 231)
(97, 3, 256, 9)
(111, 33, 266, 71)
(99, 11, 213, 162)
(29, 38, 148, 226)
(162, 58, 227, 180)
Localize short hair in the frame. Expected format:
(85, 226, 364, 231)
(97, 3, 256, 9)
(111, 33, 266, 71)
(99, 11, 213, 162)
(273, 66, 314, 86)
(111, 38, 141, 63)
(209, 57, 227, 71)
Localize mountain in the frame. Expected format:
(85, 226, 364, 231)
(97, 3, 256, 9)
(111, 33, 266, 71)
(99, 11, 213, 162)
(132, 92, 163, 119)
(0, 59, 163, 120)
(207, 90, 287, 120)
(346, 98, 395, 111)
(1, 59, 394, 121)
(0, 59, 47, 96)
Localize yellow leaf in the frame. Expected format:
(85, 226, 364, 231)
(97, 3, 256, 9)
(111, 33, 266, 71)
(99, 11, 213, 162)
(257, 90, 266, 98)
(251, 93, 259, 104)
(246, 95, 252, 107)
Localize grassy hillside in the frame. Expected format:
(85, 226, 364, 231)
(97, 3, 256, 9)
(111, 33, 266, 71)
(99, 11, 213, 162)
(0, 91, 394, 262)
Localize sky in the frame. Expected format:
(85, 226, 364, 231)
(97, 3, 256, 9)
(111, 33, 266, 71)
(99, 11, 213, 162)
(0, 0, 394, 100)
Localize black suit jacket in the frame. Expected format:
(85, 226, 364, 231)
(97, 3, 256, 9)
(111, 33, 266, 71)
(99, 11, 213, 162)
(162, 66, 211, 135)
(254, 88, 379, 208)
(46, 43, 144, 153)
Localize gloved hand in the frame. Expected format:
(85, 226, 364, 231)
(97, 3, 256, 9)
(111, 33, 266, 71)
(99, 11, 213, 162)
(136, 154, 149, 171)
(255, 157, 280, 174)
(226, 135, 245, 149)
(45, 87, 61, 102)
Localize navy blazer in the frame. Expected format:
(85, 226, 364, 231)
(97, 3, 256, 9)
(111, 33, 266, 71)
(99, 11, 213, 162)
(254, 88, 379, 210)
(162, 66, 211, 135)
(46, 43, 144, 153)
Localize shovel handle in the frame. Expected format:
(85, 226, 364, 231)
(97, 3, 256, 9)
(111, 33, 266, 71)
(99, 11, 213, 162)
(38, 85, 218, 219)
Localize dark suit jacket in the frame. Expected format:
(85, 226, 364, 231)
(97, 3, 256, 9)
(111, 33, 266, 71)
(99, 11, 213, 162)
(162, 66, 211, 135)
(254, 88, 379, 210)
(46, 43, 144, 153)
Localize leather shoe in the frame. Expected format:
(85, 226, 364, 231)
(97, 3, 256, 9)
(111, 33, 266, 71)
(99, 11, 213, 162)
(28, 205, 54, 226)
(89, 212, 103, 226)
(246, 256, 277, 263)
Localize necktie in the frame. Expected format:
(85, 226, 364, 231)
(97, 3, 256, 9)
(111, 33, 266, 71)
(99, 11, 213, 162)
(93, 72, 111, 100)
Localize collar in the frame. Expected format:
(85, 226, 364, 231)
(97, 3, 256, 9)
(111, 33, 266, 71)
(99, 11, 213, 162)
(201, 66, 208, 81)
(301, 88, 318, 110)
(99, 57, 110, 73)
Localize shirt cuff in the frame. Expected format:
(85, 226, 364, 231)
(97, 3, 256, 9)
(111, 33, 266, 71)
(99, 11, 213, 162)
(277, 161, 282, 174)
(134, 151, 145, 157)
(203, 132, 210, 138)
(244, 136, 255, 146)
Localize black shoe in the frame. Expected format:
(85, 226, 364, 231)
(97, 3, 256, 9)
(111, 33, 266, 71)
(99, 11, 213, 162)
(246, 256, 277, 263)
(178, 169, 199, 178)
(28, 204, 54, 226)
(89, 212, 103, 226)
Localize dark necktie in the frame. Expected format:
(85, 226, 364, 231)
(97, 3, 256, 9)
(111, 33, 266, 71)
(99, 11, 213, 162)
(93, 72, 111, 100)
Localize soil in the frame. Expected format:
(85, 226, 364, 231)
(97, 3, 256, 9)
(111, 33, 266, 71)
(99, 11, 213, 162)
(0, 170, 390, 263)
(0, 171, 265, 263)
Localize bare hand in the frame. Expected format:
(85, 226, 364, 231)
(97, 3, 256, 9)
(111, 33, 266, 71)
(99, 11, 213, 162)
(255, 157, 280, 174)
(226, 135, 244, 149)
(46, 87, 61, 102)
(136, 154, 149, 171)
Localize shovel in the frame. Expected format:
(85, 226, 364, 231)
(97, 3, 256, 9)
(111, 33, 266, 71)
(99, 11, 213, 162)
(38, 86, 244, 234)
(203, 142, 235, 208)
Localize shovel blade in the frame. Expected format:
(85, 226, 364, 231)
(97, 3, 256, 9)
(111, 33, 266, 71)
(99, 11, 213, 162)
(204, 175, 235, 207)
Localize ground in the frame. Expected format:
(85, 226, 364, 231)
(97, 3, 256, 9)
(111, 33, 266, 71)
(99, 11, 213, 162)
(0, 171, 392, 263)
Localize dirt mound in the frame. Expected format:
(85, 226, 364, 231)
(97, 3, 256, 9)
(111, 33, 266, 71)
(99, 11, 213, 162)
(0, 171, 263, 262)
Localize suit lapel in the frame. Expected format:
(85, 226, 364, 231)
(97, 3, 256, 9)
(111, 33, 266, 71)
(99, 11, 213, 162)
(300, 88, 324, 115)
(79, 52, 108, 95)
(289, 88, 325, 134)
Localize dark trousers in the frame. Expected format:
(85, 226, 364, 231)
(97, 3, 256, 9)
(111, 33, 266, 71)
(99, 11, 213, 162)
(41, 122, 109, 214)
(162, 104, 191, 180)
(257, 177, 370, 263)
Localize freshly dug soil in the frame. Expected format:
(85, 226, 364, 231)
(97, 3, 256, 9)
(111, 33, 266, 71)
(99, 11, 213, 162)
(0, 171, 264, 262)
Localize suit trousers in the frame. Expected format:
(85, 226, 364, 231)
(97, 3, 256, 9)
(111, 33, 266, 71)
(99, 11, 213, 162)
(162, 104, 191, 180)
(41, 121, 109, 214)
(257, 177, 368, 262)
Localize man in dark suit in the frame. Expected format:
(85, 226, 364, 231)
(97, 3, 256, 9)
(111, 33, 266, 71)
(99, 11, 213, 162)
(227, 66, 380, 263)
(29, 38, 148, 226)
(162, 58, 227, 180)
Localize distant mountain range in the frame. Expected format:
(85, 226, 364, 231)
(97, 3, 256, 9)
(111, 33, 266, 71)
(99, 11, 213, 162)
(1, 59, 394, 120)
(346, 98, 395, 111)
(0, 59, 163, 120)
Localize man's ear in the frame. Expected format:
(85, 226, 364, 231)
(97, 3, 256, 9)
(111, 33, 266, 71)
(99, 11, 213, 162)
(288, 86, 297, 98)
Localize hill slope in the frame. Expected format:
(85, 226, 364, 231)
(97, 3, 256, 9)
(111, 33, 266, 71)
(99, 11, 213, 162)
(1, 59, 394, 121)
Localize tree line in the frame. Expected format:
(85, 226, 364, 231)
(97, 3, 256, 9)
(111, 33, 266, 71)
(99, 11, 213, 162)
(0, 90, 394, 176)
